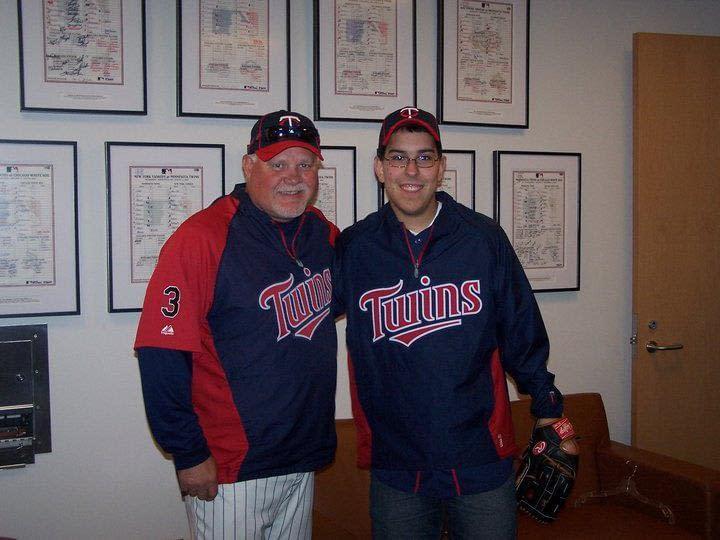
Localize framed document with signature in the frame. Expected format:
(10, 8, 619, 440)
(106, 142, 225, 312)
(0, 140, 80, 317)
(438, 0, 529, 127)
(314, 0, 416, 122)
(177, 0, 290, 117)
(494, 151, 581, 292)
(18, 0, 147, 114)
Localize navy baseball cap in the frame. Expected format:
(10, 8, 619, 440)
(378, 107, 442, 152)
(247, 110, 323, 161)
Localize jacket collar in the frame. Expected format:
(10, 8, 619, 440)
(379, 190, 459, 236)
(376, 191, 467, 268)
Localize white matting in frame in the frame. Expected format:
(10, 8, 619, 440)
(438, 0, 529, 127)
(316, 146, 356, 230)
(0, 140, 79, 317)
(314, 0, 416, 121)
(494, 151, 581, 292)
(106, 142, 225, 312)
(18, 0, 147, 114)
(177, 0, 290, 117)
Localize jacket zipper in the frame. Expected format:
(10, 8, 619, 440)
(275, 214, 307, 268)
(401, 224, 435, 278)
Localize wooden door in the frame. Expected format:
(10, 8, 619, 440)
(633, 33, 720, 470)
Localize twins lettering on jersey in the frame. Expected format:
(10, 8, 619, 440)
(259, 269, 332, 341)
(358, 275, 483, 347)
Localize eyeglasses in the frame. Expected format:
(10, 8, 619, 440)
(383, 154, 440, 169)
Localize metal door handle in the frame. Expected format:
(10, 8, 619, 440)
(645, 340, 684, 353)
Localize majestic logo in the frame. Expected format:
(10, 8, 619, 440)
(400, 107, 419, 119)
(358, 276, 482, 347)
(160, 324, 175, 336)
(259, 269, 332, 341)
(279, 115, 301, 127)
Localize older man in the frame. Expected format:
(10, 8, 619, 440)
(136, 110, 338, 539)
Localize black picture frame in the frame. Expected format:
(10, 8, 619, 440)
(494, 150, 581, 292)
(106, 142, 226, 312)
(0, 139, 80, 317)
(18, 0, 148, 115)
(314, 0, 417, 122)
(437, 0, 530, 128)
(177, 0, 290, 118)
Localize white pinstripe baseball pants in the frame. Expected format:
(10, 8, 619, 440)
(184, 471, 314, 540)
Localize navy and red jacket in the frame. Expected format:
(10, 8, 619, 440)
(135, 184, 338, 483)
(333, 191, 563, 472)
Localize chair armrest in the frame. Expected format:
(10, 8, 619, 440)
(595, 441, 720, 538)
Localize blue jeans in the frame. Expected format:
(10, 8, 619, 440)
(370, 473, 517, 540)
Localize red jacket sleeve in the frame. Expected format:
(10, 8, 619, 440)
(135, 219, 218, 352)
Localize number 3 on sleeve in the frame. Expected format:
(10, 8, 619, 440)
(161, 286, 180, 318)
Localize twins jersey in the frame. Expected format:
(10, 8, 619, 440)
(135, 184, 338, 483)
(333, 192, 563, 471)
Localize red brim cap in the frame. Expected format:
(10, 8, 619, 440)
(255, 140, 324, 162)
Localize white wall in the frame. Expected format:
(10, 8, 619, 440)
(1, 1, 718, 538)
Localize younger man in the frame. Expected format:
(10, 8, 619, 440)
(333, 107, 577, 538)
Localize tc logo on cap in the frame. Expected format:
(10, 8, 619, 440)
(279, 115, 301, 127)
(400, 107, 419, 118)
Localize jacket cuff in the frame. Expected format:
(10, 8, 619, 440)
(530, 387, 564, 419)
(173, 447, 212, 471)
